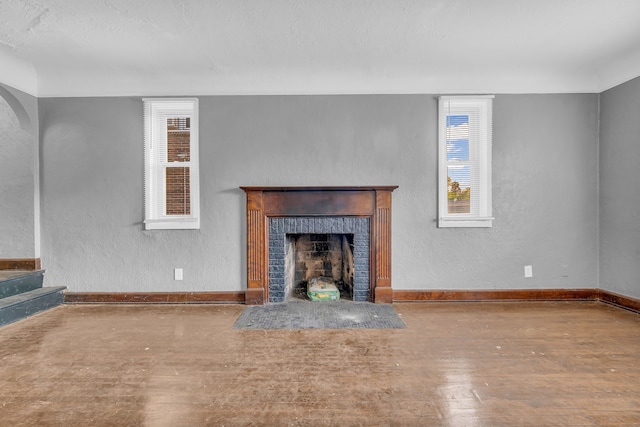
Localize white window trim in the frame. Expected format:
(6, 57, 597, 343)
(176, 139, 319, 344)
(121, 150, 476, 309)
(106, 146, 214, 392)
(143, 98, 200, 230)
(438, 95, 493, 228)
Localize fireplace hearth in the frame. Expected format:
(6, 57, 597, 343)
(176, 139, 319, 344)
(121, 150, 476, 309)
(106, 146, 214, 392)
(240, 186, 398, 305)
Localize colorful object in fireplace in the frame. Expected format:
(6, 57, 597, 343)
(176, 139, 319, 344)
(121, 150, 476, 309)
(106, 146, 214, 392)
(307, 277, 340, 301)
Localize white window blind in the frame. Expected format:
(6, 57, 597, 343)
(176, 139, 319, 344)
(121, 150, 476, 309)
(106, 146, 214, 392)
(438, 96, 493, 228)
(143, 98, 200, 230)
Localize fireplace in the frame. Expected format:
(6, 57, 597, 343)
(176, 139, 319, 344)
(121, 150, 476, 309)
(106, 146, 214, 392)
(240, 186, 398, 305)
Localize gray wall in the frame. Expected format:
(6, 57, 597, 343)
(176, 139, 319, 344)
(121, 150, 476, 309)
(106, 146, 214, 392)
(600, 77, 640, 299)
(0, 84, 38, 258)
(38, 94, 599, 293)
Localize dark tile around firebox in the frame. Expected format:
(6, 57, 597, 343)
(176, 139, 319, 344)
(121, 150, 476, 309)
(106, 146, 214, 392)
(268, 217, 370, 303)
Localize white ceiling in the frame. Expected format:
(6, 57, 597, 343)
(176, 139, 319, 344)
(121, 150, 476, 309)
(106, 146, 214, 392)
(2, 0, 640, 97)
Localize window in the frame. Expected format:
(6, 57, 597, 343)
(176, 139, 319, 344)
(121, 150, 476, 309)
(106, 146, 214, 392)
(143, 98, 200, 230)
(438, 96, 493, 228)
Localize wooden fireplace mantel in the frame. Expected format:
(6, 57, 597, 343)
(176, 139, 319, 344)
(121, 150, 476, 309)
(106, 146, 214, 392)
(240, 186, 398, 305)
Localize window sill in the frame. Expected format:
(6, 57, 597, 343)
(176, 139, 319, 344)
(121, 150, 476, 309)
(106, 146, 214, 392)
(438, 217, 493, 228)
(144, 218, 200, 230)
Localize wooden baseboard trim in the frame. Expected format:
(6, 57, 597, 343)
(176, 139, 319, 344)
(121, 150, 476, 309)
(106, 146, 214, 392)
(0, 258, 41, 271)
(393, 288, 640, 314)
(64, 291, 246, 304)
(393, 289, 599, 303)
(597, 289, 640, 314)
(62, 288, 640, 313)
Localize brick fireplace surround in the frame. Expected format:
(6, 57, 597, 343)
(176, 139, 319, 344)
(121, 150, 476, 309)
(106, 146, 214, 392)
(240, 186, 398, 305)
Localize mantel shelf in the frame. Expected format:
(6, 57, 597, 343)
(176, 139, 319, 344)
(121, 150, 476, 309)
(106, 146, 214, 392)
(241, 186, 399, 193)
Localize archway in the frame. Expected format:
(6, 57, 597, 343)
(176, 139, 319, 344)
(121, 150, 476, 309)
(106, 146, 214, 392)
(0, 85, 31, 132)
(0, 85, 36, 261)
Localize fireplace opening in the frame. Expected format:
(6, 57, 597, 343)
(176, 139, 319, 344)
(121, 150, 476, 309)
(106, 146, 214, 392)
(285, 234, 355, 301)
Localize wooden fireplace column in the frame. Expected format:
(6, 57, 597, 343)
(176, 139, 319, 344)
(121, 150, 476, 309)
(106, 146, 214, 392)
(240, 186, 398, 305)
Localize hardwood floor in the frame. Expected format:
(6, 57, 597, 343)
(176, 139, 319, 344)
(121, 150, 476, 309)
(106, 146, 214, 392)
(1, 301, 639, 426)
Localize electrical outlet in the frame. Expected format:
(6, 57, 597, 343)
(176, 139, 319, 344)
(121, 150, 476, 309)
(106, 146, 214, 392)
(174, 268, 183, 281)
(524, 265, 533, 278)
(561, 265, 569, 277)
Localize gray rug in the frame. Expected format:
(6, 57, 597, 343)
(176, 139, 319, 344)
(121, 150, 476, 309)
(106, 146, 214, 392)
(233, 301, 406, 330)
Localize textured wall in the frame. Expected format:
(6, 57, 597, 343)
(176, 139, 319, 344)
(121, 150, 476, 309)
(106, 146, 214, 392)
(38, 94, 599, 293)
(0, 86, 36, 258)
(600, 77, 640, 299)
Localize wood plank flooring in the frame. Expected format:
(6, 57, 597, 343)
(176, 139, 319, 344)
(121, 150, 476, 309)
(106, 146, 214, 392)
(0, 301, 639, 426)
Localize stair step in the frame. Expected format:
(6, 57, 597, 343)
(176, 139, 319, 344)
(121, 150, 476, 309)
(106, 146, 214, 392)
(0, 286, 66, 327)
(0, 270, 45, 299)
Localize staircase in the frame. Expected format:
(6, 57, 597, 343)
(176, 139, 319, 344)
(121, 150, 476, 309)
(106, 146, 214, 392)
(0, 270, 66, 327)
